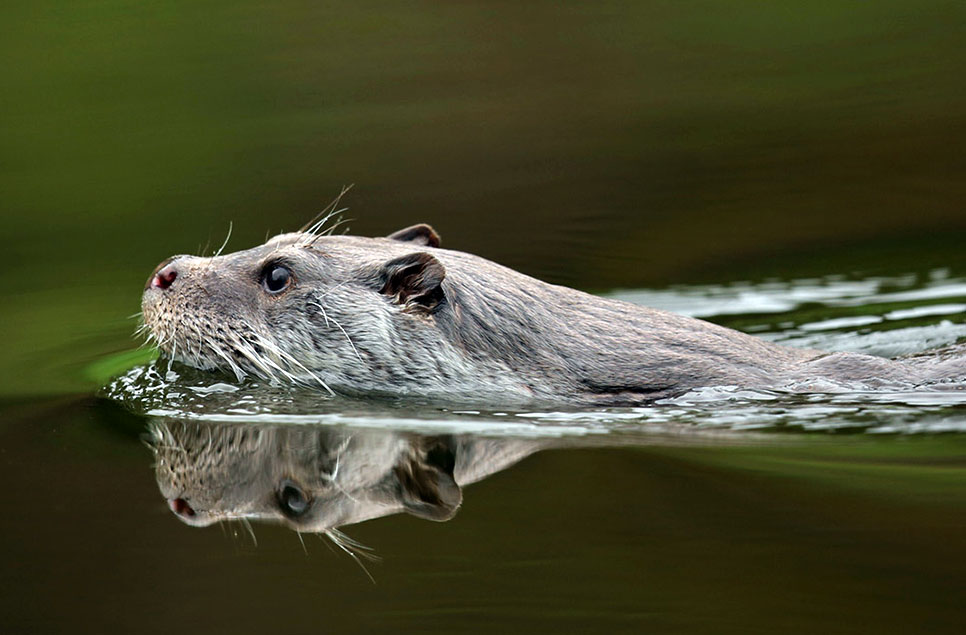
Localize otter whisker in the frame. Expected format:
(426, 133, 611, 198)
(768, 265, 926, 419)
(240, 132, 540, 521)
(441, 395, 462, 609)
(324, 219, 355, 238)
(239, 517, 258, 547)
(313, 215, 355, 241)
(166, 421, 187, 456)
(133, 323, 154, 345)
(299, 184, 354, 236)
(167, 337, 178, 376)
(250, 334, 337, 396)
(236, 336, 315, 390)
(151, 329, 172, 351)
(207, 341, 248, 383)
(301, 208, 337, 237)
(322, 217, 354, 236)
(303, 208, 350, 247)
(324, 528, 378, 584)
(213, 221, 234, 258)
(317, 532, 338, 555)
(301, 211, 339, 241)
(308, 300, 364, 364)
(296, 530, 308, 555)
(327, 315, 364, 364)
(304, 208, 348, 237)
(321, 440, 363, 504)
(147, 421, 171, 451)
(232, 339, 286, 383)
(236, 337, 299, 382)
(315, 280, 352, 300)
(328, 528, 379, 561)
(154, 315, 183, 379)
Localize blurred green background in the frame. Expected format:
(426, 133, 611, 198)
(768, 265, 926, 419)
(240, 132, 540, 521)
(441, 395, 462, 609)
(1, 0, 964, 396)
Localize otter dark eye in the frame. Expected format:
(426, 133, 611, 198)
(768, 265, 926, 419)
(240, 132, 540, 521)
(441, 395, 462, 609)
(262, 263, 292, 294)
(277, 480, 309, 517)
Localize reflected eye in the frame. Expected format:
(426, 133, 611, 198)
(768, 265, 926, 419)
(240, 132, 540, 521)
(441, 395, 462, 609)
(277, 480, 309, 517)
(262, 263, 292, 294)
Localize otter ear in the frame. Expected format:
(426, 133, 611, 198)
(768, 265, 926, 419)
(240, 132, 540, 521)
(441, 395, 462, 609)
(379, 253, 446, 311)
(394, 439, 461, 522)
(387, 223, 441, 248)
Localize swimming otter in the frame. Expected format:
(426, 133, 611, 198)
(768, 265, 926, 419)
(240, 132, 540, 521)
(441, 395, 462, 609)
(141, 223, 955, 406)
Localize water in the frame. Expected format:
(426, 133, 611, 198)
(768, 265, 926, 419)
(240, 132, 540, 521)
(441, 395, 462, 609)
(3, 1, 966, 632)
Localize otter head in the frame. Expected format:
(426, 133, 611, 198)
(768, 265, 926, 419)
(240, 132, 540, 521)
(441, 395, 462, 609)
(141, 224, 451, 393)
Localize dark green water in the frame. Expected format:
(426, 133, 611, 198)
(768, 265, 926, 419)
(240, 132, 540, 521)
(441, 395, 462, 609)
(2, 2, 965, 633)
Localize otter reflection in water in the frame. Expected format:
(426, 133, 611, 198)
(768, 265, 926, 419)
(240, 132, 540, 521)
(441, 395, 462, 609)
(148, 419, 542, 535)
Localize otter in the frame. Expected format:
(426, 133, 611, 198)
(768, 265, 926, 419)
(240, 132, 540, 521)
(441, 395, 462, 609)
(141, 222, 961, 406)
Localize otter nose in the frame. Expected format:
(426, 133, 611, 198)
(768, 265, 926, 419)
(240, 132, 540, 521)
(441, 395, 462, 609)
(150, 261, 178, 290)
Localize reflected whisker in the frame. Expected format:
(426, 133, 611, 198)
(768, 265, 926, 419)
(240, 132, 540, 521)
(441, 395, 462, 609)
(240, 517, 258, 547)
(296, 530, 307, 555)
(324, 528, 377, 584)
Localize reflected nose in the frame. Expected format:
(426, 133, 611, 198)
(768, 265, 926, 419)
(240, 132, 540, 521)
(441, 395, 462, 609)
(148, 258, 179, 290)
(169, 497, 196, 518)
